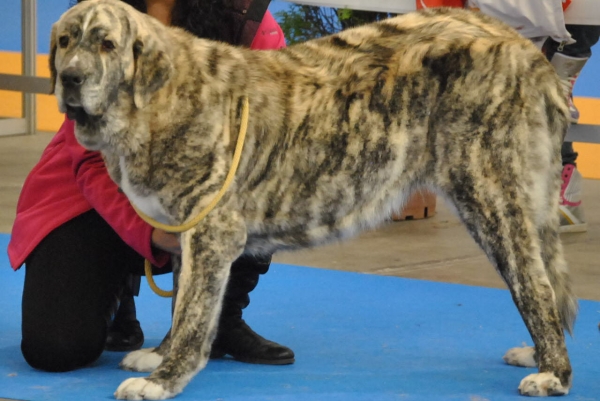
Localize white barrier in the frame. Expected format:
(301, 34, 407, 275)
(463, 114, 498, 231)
(0, 0, 40, 137)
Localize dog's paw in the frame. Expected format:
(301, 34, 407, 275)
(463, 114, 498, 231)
(503, 346, 536, 368)
(518, 372, 569, 396)
(115, 378, 176, 400)
(120, 348, 163, 372)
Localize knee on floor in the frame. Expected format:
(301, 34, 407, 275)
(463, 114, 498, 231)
(21, 323, 107, 372)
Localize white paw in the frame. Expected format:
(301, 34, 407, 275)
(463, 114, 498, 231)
(120, 348, 163, 372)
(115, 377, 175, 400)
(503, 346, 537, 368)
(518, 372, 569, 396)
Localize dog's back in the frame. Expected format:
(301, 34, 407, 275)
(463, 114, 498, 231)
(237, 8, 569, 253)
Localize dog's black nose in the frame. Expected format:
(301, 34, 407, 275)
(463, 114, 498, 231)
(60, 67, 86, 87)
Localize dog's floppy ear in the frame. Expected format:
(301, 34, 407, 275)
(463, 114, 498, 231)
(49, 23, 58, 95)
(132, 36, 173, 109)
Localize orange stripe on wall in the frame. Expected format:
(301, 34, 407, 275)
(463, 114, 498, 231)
(1, 51, 599, 177)
(0, 51, 63, 132)
(573, 97, 600, 179)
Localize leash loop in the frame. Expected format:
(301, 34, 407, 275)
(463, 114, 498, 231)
(137, 97, 249, 297)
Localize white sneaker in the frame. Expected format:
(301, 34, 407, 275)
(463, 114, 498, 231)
(549, 53, 588, 124)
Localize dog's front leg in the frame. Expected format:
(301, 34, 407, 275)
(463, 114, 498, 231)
(120, 255, 180, 373)
(115, 212, 246, 400)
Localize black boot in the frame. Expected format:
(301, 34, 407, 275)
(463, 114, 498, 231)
(105, 274, 144, 352)
(210, 255, 295, 365)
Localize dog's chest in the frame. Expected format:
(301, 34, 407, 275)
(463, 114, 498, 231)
(119, 157, 170, 224)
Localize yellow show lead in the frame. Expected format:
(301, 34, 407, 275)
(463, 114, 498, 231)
(135, 97, 250, 297)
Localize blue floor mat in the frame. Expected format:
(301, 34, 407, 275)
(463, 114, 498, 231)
(1, 234, 599, 401)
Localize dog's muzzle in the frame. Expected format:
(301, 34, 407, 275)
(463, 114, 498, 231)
(59, 67, 97, 126)
(61, 66, 86, 88)
(65, 104, 93, 126)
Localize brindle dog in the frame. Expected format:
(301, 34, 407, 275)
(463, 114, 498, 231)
(50, 0, 576, 398)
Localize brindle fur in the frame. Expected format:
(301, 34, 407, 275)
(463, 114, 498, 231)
(50, 0, 577, 398)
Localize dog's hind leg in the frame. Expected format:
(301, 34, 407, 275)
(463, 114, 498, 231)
(504, 163, 577, 372)
(502, 218, 574, 370)
(120, 255, 181, 373)
(441, 167, 572, 397)
(115, 212, 246, 400)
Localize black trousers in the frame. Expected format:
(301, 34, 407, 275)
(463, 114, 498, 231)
(545, 25, 600, 59)
(21, 209, 268, 372)
(21, 210, 153, 371)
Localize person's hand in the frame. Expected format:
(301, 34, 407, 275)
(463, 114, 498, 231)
(151, 229, 181, 254)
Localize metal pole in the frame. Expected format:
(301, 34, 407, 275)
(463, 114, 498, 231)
(22, 0, 37, 135)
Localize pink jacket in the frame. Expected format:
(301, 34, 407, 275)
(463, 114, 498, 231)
(8, 11, 286, 269)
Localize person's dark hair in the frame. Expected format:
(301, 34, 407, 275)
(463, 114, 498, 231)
(72, 0, 227, 41)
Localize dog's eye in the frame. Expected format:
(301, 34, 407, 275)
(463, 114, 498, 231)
(101, 40, 115, 51)
(58, 36, 69, 48)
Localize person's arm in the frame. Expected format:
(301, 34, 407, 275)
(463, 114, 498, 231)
(61, 119, 173, 266)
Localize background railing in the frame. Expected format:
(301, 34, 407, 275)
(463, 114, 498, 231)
(0, 0, 51, 137)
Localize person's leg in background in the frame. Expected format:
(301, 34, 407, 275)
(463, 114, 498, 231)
(105, 274, 144, 351)
(544, 25, 600, 233)
(106, 251, 295, 363)
(210, 254, 295, 365)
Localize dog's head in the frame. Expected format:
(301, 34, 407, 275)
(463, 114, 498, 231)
(50, 0, 173, 149)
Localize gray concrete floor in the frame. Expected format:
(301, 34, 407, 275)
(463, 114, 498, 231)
(1, 132, 599, 300)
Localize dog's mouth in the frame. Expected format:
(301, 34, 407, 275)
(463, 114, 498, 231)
(65, 105, 99, 127)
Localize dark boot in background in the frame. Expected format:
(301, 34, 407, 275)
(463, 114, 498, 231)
(105, 274, 144, 352)
(210, 254, 295, 365)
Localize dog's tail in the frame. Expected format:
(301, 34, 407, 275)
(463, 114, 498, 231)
(539, 79, 578, 336)
(545, 252, 578, 336)
(542, 168, 579, 336)
(538, 57, 579, 335)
